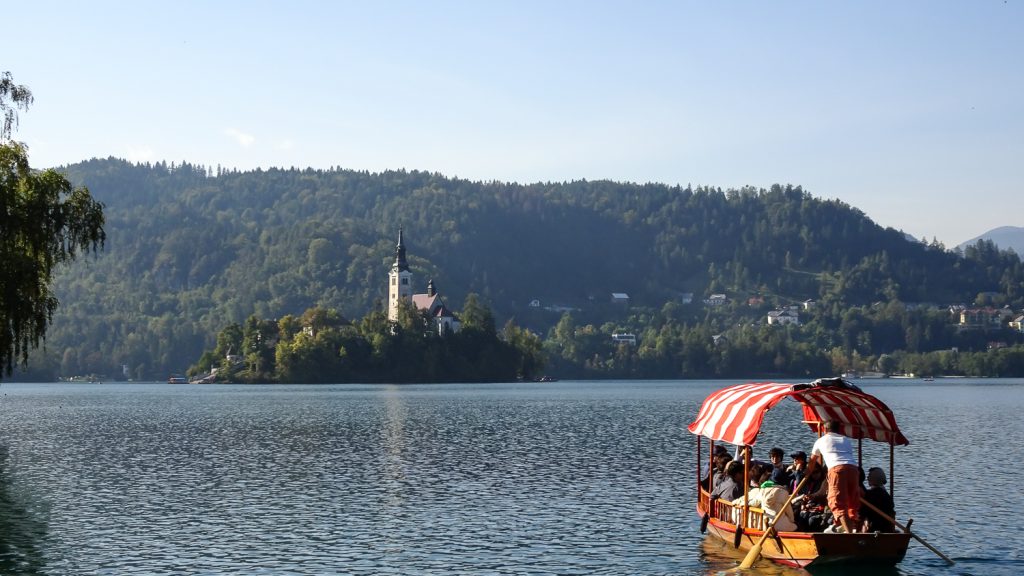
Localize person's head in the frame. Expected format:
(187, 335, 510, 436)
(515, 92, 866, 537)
(745, 462, 761, 484)
(725, 461, 744, 480)
(824, 420, 841, 434)
(769, 447, 784, 465)
(715, 453, 732, 471)
(790, 451, 807, 468)
(868, 467, 887, 487)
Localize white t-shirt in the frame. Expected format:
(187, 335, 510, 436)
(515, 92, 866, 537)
(811, 432, 857, 468)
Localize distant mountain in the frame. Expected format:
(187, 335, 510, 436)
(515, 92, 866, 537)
(958, 226, 1024, 255)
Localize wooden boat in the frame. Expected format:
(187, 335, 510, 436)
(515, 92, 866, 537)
(688, 377, 913, 568)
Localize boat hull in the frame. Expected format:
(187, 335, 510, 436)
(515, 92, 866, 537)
(699, 504, 911, 568)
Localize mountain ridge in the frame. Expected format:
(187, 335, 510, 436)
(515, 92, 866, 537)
(958, 225, 1024, 255)
(21, 158, 1022, 380)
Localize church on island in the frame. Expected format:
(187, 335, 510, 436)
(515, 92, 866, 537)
(387, 228, 461, 335)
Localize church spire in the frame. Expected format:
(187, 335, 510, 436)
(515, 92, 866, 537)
(388, 227, 413, 322)
(393, 226, 409, 272)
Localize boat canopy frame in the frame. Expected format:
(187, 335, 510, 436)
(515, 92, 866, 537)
(687, 377, 909, 447)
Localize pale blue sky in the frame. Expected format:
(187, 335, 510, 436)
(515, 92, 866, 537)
(6, 1, 1022, 247)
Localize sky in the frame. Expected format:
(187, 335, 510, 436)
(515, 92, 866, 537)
(5, 1, 1022, 247)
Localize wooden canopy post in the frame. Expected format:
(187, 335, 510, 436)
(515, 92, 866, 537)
(742, 446, 750, 530)
(889, 441, 895, 500)
(709, 441, 716, 493)
(697, 435, 702, 485)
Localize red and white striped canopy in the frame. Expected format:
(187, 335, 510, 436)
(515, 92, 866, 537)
(687, 378, 909, 447)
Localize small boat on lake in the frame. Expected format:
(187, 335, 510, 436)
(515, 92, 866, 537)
(689, 377, 913, 568)
(167, 375, 187, 384)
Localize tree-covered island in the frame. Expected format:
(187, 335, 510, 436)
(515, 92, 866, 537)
(188, 231, 544, 383)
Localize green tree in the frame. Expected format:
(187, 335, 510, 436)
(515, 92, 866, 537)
(1, 72, 33, 140)
(1, 73, 105, 375)
(502, 318, 545, 380)
(241, 315, 278, 381)
(214, 323, 243, 360)
(459, 293, 495, 333)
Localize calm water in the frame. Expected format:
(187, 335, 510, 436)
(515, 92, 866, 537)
(0, 379, 1020, 575)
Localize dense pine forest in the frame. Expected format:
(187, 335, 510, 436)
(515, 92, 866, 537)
(18, 158, 1024, 381)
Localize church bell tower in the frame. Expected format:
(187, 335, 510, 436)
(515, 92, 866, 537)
(388, 227, 413, 321)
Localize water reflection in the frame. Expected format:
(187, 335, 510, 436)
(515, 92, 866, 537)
(699, 537, 805, 575)
(381, 384, 409, 508)
(0, 444, 49, 575)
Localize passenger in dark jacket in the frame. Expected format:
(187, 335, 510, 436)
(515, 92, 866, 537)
(701, 445, 731, 489)
(711, 461, 745, 502)
(769, 447, 794, 489)
(860, 467, 895, 532)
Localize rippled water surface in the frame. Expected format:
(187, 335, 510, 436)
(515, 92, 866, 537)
(0, 379, 1021, 575)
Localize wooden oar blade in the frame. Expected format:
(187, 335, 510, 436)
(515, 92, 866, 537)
(737, 540, 763, 569)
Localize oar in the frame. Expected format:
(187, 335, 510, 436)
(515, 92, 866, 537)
(860, 497, 955, 565)
(732, 472, 813, 570)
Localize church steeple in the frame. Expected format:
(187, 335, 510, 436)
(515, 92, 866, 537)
(388, 226, 413, 321)
(393, 226, 409, 272)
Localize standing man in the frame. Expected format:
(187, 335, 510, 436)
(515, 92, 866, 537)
(811, 420, 860, 533)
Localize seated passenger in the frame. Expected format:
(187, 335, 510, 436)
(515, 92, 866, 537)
(750, 462, 773, 488)
(786, 451, 808, 493)
(737, 480, 798, 532)
(711, 461, 745, 502)
(709, 452, 733, 489)
(792, 464, 830, 531)
(795, 461, 826, 502)
(769, 447, 794, 488)
(860, 467, 896, 532)
(701, 445, 730, 489)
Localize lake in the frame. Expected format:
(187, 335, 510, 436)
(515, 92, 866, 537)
(0, 379, 1020, 575)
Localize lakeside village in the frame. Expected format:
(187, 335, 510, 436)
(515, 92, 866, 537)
(63, 227, 1024, 384)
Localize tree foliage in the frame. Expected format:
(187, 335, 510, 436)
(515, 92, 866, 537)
(0, 74, 104, 376)
(1, 71, 33, 140)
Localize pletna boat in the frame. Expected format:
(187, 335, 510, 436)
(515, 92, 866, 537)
(688, 377, 912, 568)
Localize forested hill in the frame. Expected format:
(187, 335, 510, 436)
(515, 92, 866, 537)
(30, 158, 1024, 380)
